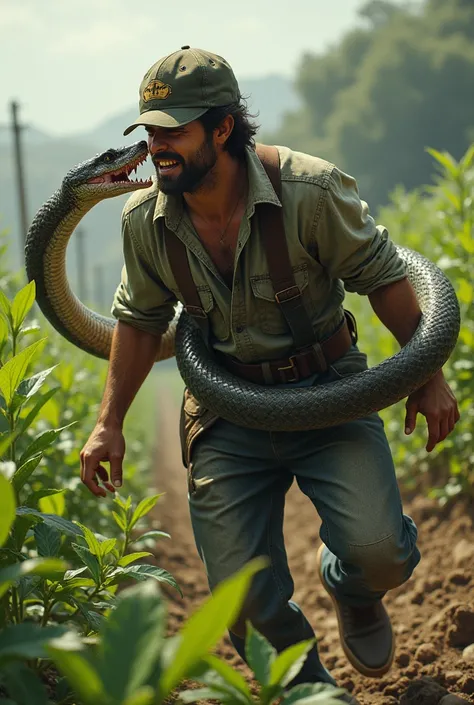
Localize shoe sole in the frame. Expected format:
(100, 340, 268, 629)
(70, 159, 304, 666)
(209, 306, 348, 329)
(316, 543, 395, 678)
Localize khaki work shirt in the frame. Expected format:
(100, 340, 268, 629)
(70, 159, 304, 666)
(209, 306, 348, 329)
(111, 145, 406, 364)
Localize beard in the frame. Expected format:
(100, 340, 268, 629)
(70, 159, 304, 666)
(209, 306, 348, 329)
(154, 133, 217, 195)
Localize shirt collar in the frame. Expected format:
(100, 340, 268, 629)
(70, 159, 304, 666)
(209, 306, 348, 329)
(153, 145, 281, 229)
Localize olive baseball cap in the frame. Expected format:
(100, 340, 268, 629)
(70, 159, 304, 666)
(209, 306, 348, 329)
(123, 46, 240, 136)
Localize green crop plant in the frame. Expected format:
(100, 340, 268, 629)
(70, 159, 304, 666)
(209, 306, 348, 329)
(344, 144, 474, 502)
(48, 558, 345, 705)
(0, 281, 179, 703)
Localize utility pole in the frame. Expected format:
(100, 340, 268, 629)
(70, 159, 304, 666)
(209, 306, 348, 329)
(76, 227, 87, 301)
(10, 101, 29, 266)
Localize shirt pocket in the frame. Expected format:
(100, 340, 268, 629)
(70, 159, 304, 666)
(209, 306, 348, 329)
(196, 285, 230, 341)
(250, 265, 311, 334)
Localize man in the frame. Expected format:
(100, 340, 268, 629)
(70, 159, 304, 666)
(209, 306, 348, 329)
(80, 47, 459, 701)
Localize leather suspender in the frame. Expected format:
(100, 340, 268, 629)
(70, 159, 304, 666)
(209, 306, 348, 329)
(164, 228, 209, 339)
(164, 143, 317, 352)
(255, 144, 316, 350)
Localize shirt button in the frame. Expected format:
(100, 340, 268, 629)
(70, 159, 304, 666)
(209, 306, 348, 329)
(235, 326, 244, 334)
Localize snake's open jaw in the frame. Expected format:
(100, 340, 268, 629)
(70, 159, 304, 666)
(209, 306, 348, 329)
(86, 151, 152, 190)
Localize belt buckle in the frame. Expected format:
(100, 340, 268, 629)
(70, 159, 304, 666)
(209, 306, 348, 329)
(277, 355, 300, 383)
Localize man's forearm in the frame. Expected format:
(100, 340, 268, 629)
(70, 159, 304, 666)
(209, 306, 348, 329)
(97, 321, 162, 428)
(368, 277, 422, 347)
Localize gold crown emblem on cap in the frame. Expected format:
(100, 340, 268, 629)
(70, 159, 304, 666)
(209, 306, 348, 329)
(143, 80, 172, 102)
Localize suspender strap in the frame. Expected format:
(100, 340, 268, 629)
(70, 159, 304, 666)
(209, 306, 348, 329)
(164, 227, 209, 339)
(256, 144, 316, 350)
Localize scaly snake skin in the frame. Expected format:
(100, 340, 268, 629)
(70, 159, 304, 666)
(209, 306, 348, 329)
(25, 143, 460, 430)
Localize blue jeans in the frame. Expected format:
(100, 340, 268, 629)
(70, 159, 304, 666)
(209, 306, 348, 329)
(187, 352, 420, 685)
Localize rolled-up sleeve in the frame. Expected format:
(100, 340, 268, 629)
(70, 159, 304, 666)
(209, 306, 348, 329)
(314, 167, 407, 294)
(111, 214, 176, 336)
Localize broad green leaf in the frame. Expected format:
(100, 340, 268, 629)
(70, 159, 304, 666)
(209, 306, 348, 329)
(1, 661, 49, 705)
(112, 511, 126, 531)
(17, 366, 57, 401)
(48, 648, 109, 705)
(24, 487, 63, 508)
(118, 552, 152, 567)
(76, 523, 102, 558)
(460, 143, 474, 170)
(123, 686, 155, 705)
(16, 507, 83, 537)
(0, 339, 46, 406)
(281, 683, 347, 705)
(0, 558, 66, 599)
(72, 600, 106, 632)
(0, 622, 67, 663)
(72, 544, 101, 586)
(129, 494, 163, 529)
(135, 530, 171, 543)
(426, 148, 459, 179)
(54, 578, 96, 593)
(199, 653, 252, 700)
(108, 564, 181, 595)
(160, 557, 267, 696)
(11, 281, 36, 332)
(16, 386, 59, 437)
(245, 622, 276, 685)
(11, 453, 43, 494)
(0, 290, 11, 319)
(34, 522, 61, 557)
(97, 580, 166, 701)
(269, 639, 315, 687)
(178, 688, 230, 703)
(0, 432, 16, 459)
(0, 474, 16, 547)
(99, 538, 117, 557)
(0, 315, 7, 350)
(18, 423, 75, 467)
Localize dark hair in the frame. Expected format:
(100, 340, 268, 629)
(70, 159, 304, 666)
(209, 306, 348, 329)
(199, 97, 260, 159)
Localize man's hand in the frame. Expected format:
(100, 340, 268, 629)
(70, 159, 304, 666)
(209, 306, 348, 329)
(405, 370, 460, 452)
(80, 423, 126, 497)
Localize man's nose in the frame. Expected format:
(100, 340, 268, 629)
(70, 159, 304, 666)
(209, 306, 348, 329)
(148, 133, 166, 152)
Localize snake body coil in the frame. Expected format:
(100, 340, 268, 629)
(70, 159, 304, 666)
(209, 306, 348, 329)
(25, 143, 461, 430)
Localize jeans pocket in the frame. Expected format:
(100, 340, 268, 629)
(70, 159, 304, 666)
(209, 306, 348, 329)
(179, 388, 219, 490)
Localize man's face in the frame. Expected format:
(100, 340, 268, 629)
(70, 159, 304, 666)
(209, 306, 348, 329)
(146, 120, 217, 195)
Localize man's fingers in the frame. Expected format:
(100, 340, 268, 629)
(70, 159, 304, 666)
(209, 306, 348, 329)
(426, 416, 440, 453)
(109, 454, 123, 488)
(83, 469, 107, 498)
(404, 402, 418, 435)
(96, 465, 116, 494)
(81, 452, 107, 498)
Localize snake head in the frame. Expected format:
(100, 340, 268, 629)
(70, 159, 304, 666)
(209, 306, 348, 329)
(63, 141, 153, 201)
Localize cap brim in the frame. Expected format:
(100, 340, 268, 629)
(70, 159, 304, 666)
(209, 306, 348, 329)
(123, 107, 208, 135)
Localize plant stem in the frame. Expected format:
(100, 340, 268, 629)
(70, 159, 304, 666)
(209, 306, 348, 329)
(11, 587, 20, 624)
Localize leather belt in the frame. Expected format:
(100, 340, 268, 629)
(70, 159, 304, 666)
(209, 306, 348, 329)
(222, 317, 353, 385)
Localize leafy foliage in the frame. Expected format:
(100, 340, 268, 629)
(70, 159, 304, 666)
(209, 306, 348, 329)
(345, 145, 474, 501)
(267, 0, 474, 206)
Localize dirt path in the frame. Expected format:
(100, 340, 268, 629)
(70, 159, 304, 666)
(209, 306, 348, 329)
(151, 392, 474, 704)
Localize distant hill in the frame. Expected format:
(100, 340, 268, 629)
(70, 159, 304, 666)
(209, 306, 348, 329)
(0, 74, 300, 308)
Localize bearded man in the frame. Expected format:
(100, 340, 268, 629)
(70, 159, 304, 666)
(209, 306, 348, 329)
(80, 46, 459, 703)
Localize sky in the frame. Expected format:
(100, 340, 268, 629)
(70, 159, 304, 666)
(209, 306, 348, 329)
(0, 0, 365, 137)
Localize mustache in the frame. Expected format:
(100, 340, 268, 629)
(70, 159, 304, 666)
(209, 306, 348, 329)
(151, 152, 184, 166)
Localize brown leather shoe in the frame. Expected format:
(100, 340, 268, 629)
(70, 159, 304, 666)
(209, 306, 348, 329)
(317, 543, 395, 678)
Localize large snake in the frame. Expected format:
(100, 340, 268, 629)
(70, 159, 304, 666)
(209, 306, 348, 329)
(25, 142, 461, 430)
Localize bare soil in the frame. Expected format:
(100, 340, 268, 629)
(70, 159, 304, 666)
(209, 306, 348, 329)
(151, 394, 474, 705)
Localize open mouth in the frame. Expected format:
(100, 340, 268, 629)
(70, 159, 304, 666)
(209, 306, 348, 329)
(87, 151, 152, 187)
(155, 158, 181, 174)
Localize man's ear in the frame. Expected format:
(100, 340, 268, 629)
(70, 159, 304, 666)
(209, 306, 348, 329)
(215, 114, 234, 147)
